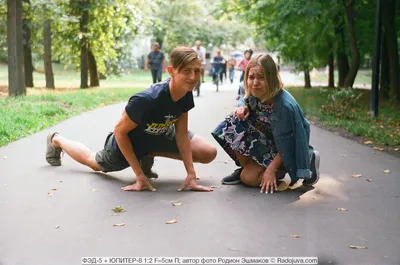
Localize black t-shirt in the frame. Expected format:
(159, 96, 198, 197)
(112, 78, 194, 151)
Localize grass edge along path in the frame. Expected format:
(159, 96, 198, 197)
(0, 86, 143, 147)
(287, 87, 400, 154)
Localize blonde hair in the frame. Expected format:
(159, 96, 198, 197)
(244, 54, 283, 102)
(170, 46, 200, 72)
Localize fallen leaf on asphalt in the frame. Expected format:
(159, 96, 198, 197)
(51, 188, 57, 191)
(172, 202, 183, 206)
(111, 213, 118, 216)
(48, 192, 53, 197)
(166, 217, 178, 224)
(59, 180, 63, 183)
(383, 170, 390, 174)
(90, 188, 98, 192)
(211, 185, 220, 188)
(228, 247, 239, 251)
(363, 141, 373, 145)
(112, 206, 126, 213)
(395, 148, 399, 151)
(290, 234, 300, 238)
(352, 174, 362, 178)
(366, 179, 373, 182)
(340, 154, 347, 157)
(373, 147, 384, 151)
(337, 208, 348, 211)
(2, 156, 7, 159)
(349, 245, 368, 249)
(55, 225, 60, 229)
(113, 223, 125, 227)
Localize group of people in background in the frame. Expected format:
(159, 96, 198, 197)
(144, 40, 255, 86)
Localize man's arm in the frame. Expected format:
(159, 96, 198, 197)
(114, 110, 147, 182)
(174, 112, 212, 192)
(144, 58, 149, 71)
(174, 112, 195, 175)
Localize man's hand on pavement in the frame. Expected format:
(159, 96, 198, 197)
(178, 173, 213, 192)
(121, 175, 156, 192)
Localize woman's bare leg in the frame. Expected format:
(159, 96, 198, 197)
(52, 134, 101, 171)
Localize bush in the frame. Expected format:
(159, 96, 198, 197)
(321, 89, 363, 119)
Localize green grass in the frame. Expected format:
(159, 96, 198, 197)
(287, 87, 400, 148)
(0, 85, 146, 147)
(299, 69, 372, 87)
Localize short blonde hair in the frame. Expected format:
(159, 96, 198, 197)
(170, 46, 199, 72)
(244, 54, 283, 102)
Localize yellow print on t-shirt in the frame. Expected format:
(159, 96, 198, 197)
(144, 119, 178, 135)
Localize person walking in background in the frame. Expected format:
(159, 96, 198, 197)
(192, 40, 207, 83)
(211, 50, 225, 84)
(239, 48, 253, 82)
(145, 42, 167, 84)
(227, 54, 237, 84)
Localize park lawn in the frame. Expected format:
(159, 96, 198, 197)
(0, 86, 144, 147)
(287, 87, 400, 149)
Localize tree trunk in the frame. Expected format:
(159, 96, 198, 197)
(304, 70, 311, 88)
(327, 39, 335, 88)
(344, 0, 361, 88)
(380, 32, 390, 99)
(382, 0, 400, 101)
(334, 13, 349, 87)
(22, 0, 34, 88)
(7, 0, 26, 96)
(80, 0, 89, 89)
(88, 49, 99, 87)
(44, 17, 55, 89)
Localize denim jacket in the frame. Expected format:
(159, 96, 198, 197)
(246, 89, 312, 183)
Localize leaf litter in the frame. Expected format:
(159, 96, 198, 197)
(112, 206, 126, 213)
(349, 245, 368, 249)
(172, 202, 183, 206)
(166, 217, 178, 224)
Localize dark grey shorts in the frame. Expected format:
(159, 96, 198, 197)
(95, 131, 195, 173)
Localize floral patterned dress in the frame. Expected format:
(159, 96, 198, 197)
(212, 97, 277, 168)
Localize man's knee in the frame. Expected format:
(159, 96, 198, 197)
(197, 146, 217, 164)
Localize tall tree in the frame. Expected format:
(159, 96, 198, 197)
(7, 0, 26, 96)
(23, 0, 34, 88)
(88, 48, 99, 87)
(382, 0, 399, 101)
(79, 0, 89, 89)
(334, 11, 350, 87)
(343, 0, 361, 88)
(43, 4, 54, 89)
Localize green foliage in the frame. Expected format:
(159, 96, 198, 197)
(287, 87, 400, 147)
(150, 0, 248, 54)
(0, 0, 7, 62)
(321, 88, 363, 119)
